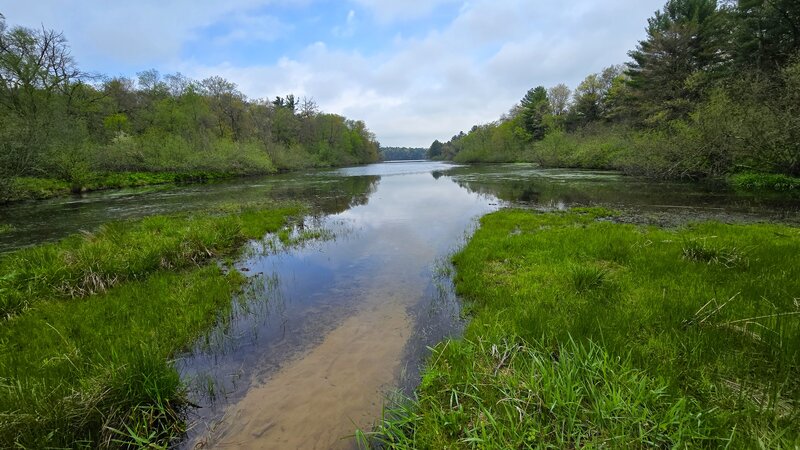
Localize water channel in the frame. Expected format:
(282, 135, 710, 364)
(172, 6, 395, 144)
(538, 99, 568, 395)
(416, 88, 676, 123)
(1, 162, 798, 449)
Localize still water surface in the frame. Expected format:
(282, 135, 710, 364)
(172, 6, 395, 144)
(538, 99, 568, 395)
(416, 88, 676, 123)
(1, 162, 798, 449)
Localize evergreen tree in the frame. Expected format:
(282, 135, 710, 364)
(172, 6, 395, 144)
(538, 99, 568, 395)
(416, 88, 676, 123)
(519, 86, 550, 140)
(626, 0, 723, 123)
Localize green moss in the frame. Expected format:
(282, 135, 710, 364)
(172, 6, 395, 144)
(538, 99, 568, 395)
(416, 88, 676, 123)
(370, 209, 800, 448)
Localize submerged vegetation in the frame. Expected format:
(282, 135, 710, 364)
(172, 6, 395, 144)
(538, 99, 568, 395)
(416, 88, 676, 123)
(0, 14, 380, 203)
(0, 202, 302, 447)
(368, 208, 800, 448)
(429, 0, 800, 183)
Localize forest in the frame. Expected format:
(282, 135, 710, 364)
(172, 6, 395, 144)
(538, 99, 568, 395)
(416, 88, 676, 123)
(0, 14, 380, 202)
(379, 147, 427, 161)
(429, 0, 800, 185)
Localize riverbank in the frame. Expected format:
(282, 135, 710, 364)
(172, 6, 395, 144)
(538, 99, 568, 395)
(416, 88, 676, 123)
(368, 208, 800, 448)
(440, 127, 800, 194)
(0, 201, 303, 448)
(1, 171, 241, 203)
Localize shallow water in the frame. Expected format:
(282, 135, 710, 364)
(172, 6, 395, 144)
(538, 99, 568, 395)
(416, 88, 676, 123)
(2, 162, 798, 449)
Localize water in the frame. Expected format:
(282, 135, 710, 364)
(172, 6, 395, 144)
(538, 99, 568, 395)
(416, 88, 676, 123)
(1, 162, 798, 449)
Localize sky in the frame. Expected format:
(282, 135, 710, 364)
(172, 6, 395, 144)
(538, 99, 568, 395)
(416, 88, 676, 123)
(1, 0, 665, 147)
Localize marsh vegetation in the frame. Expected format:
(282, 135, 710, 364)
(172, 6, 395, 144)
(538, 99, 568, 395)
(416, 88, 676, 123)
(0, 201, 302, 447)
(368, 208, 800, 448)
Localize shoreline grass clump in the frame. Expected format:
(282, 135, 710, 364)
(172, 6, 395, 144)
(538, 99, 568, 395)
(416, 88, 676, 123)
(0, 202, 302, 448)
(366, 337, 710, 448)
(729, 173, 800, 193)
(0, 202, 301, 317)
(367, 208, 800, 448)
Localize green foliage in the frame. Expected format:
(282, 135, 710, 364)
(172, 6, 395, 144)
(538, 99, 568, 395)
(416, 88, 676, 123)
(380, 147, 427, 161)
(0, 18, 380, 203)
(427, 140, 444, 159)
(370, 209, 800, 447)
(518, 86, 550, 140)
(0, 203, 301, 447)
(431, 0, 800, 181)
(729, 173, 800, 192)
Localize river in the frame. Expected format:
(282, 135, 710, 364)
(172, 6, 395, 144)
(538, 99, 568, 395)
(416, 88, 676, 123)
(0, 162, 798, 449)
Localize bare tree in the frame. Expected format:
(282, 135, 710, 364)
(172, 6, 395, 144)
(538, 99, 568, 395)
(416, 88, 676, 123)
(299, 96, 319, 119)
(0, 21, 83, 118)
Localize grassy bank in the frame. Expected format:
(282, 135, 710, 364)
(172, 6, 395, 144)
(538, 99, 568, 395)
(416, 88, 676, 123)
(0, 202, 302, 448)
(2, 171, 245, 203)
(368, 208, 800, 448)
(449, 127, 800, 193)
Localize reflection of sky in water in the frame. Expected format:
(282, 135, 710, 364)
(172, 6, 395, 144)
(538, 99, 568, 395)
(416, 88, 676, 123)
(3, 162, 799, 253)
(175, 162, 498, 445)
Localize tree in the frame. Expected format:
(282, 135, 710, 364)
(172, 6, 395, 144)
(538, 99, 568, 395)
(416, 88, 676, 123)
(735, 0, 800, 73)
(200, 76, 246, 139)
(547, 84, 571, 116)
(428, 139, 444, 159)
(0, 18, 82, 119)
(518, 86, 551, 140)
(626, 0, 723, 123)
(0, 17, 85, 174)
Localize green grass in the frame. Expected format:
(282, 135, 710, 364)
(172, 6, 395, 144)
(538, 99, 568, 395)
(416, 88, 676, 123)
(0, 202, 302, 448)
(0, 224, 12, 235)
(9, 177, 72, 200)
(729, 173, 800, 192)
(367, 208, 800, 448)
(0, 202, 301, 317)
(1, 171, 238, 203)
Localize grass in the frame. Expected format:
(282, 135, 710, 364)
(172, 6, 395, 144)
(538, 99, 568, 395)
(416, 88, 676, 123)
(0, 201, 303, 448)
(1, 171, 238, 203)
(0, 224, 12, 234)
(0, 202, 300, 317)
(366, 208, 800, 448)
(729, 173, 800, 192)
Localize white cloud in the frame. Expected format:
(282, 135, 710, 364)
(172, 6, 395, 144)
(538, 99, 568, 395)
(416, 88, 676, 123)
(333, 10, 357, 38)
(0, 0, 275, 66)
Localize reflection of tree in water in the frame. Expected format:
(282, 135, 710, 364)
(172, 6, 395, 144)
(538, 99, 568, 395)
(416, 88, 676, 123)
(257, 175, 381, 215)
(444, 167, 791, 211)
(431, 171, 444, 180)
(451, 178, 589, 205)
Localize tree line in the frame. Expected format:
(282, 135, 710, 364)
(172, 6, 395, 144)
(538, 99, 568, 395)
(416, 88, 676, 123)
(429, 0, 800, 180)
(379, 147, 427, 161)
(0, 14, 380, 200)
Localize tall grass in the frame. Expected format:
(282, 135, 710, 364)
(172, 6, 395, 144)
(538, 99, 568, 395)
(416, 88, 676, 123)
(0, 202, 302, 448)
(366, 338, 710, 448)
(367, 208, 800, 448)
